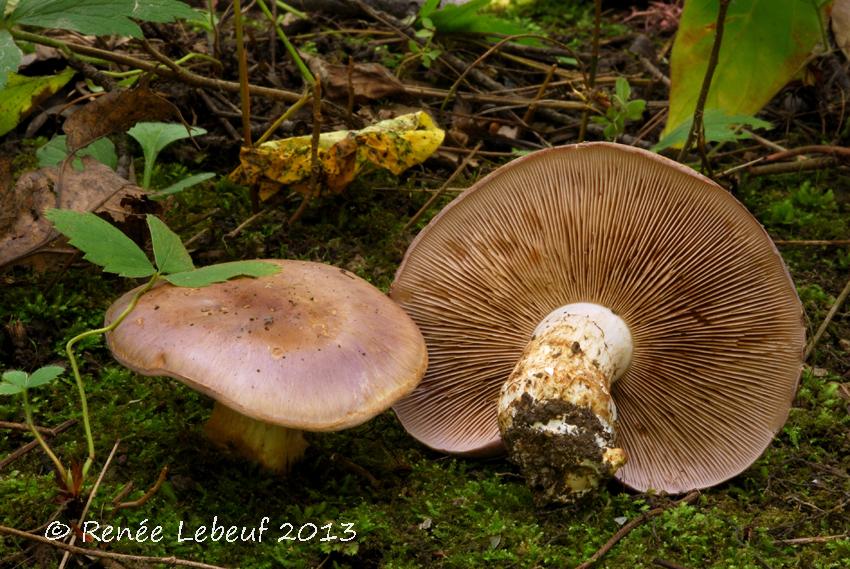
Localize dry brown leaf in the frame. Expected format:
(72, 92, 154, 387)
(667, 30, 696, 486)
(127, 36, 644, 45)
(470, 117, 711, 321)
(304, 55, 405, 102)
(63, 86, 179, 152)
(0, 157, 155, 271)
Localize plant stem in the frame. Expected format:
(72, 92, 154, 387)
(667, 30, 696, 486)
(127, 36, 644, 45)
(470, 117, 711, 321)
(257, 0, 315, 86)
(232, 0, 253, 148)
(677, 0, 731, 163)
(21, 390, 70, 487)
(64, 273, 160, 478)
(578, 0, 601, 142)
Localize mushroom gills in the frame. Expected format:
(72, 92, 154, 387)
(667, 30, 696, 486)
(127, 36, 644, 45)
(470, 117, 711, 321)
(497, 303, 632, 503)
(205, 402, 309, 473)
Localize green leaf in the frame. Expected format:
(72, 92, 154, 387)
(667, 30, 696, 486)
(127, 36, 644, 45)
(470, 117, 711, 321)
(147, 215, 194, 274)
(127, 122, 206, 188)
(45, 209, 156, 277)
(419, 0, 440, 19)
(163, 261, 281, 288)
(663, 0, 824, 142)
(37, 135, 118, 170)
(152, 172, 215, 198)
(26, 365, 64, 389)
(615, 77, 630, 103)
(428, 0, 536, 43)
(653, 108, 773, 152)
(0, 69, 75, 137)
(2, 370, 28, 388)
(625, 99, 646, 120)
(11, 0, 196, 38)
(0, 29, 22, 91)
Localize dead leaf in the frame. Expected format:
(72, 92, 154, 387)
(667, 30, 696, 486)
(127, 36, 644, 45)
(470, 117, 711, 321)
(304, 54, 405, 102)
(0, 157, 155, 271)
(236, 111, 444, 200)
(63, 86, 179, 152)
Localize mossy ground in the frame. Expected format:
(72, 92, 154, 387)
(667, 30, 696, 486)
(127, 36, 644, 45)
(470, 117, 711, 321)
(1, 157, 848, 568)
(2, 1, 850, 567)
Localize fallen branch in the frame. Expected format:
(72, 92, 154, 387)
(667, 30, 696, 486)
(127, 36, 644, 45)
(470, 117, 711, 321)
(775, 534, 848, 545)
(575, 491, 700, 569)
(0, 524, 228, 569)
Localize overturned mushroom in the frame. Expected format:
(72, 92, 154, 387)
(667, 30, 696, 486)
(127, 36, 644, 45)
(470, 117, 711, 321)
(106, 259, 427, 472)
(391, 142, 804, 502)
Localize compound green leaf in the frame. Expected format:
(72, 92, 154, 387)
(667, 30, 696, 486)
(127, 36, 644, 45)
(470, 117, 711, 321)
(0, 29, 22, 91)
(0, 69, 74, 136)
(663, 0, 824, 141)
(26, 365, 65, 389)
(147, 215, 194, 275)
(46, 209, 155, 277)
(163, 261, 280, 288)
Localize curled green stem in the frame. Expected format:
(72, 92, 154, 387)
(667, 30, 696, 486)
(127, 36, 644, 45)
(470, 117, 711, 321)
(65, 273, 160, 478)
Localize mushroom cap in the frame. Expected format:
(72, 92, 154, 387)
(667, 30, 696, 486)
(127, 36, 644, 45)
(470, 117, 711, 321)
(106, 259, 428, 432)
(390, 142, 805, 493)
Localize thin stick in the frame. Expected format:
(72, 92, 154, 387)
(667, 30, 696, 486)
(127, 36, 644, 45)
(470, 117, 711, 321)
(677, 0, 731, 163)
(0, 421, 55, 434)
(288, 79, 323, 226)
(575, 491, 700, 569)
(232, 0, 252, 147)
(776, 534, 847, 545)
(578, 0, 602, 142)
(774, 239, 850, 246)
(58, 439, 121, 569)
(765, 145, 850, 162)
(653, 560, 691, 569)
(522, 64, 557, 125)
(804, 274, 850, 361)
(224, 209, 271, 240)
(0, 419, 76, 471)
(404, 141, 483, 231)
(0, 524, 228, 569)
(116, 466, 169, 510)
(745, 156, 837, 176)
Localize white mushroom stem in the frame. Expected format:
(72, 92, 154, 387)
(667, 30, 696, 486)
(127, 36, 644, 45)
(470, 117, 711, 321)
(497, 303, 633, 503)
(205, 402, 309, 473)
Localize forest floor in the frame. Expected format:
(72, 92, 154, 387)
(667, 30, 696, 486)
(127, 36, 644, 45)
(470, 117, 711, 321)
(1, 1, 849, 568)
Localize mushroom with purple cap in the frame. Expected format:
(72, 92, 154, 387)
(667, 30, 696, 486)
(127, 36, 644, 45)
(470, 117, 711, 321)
(105, 259, 428, 472)
(390, 142, 805, 503)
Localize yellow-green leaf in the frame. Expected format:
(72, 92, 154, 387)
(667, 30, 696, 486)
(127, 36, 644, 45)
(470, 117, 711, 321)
(236, 111, 445, 200)
(662, 0, 824, 142)
(0, 69, 75, 136)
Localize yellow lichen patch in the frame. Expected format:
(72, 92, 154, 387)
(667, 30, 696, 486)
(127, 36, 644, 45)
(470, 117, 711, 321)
(234, 112, 445, 200)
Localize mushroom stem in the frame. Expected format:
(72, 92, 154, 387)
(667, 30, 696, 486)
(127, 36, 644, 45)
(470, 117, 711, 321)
(497, 303, 632, 503)
(205, 402, 308, 473)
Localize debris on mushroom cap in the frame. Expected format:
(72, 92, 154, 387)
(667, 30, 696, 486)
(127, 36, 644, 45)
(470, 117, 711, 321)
(390, 142, 805, 494)
(105, 259, 428, 432)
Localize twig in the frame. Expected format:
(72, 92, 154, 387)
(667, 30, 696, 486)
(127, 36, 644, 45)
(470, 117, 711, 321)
(677, 0, 731, 165)
(765, 145, 850, 162)
(197, 90, 241, 140)
(0, 419, 77, 471)
(653, 559, 691, 569)
(0, 421, 55, 434)
(578, 0, 602, 142)
(404, 141, 483, 231)
(224, 209, 271, 240)
(523, 64, 557, 125)
(639, 56, 670, 87)
(774, 239, 850, 246)
(401, 83, 589, 112)
(288, 79, 323, 226)
(746, 156, 837, 177)
(775, 534, 848, 545)
(0, 524, 228, 569)
(115, 465, 169, 509)
(58, 439, 121, 569)
(804, 274, 850, 361)
(575, 491, 700, 569)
